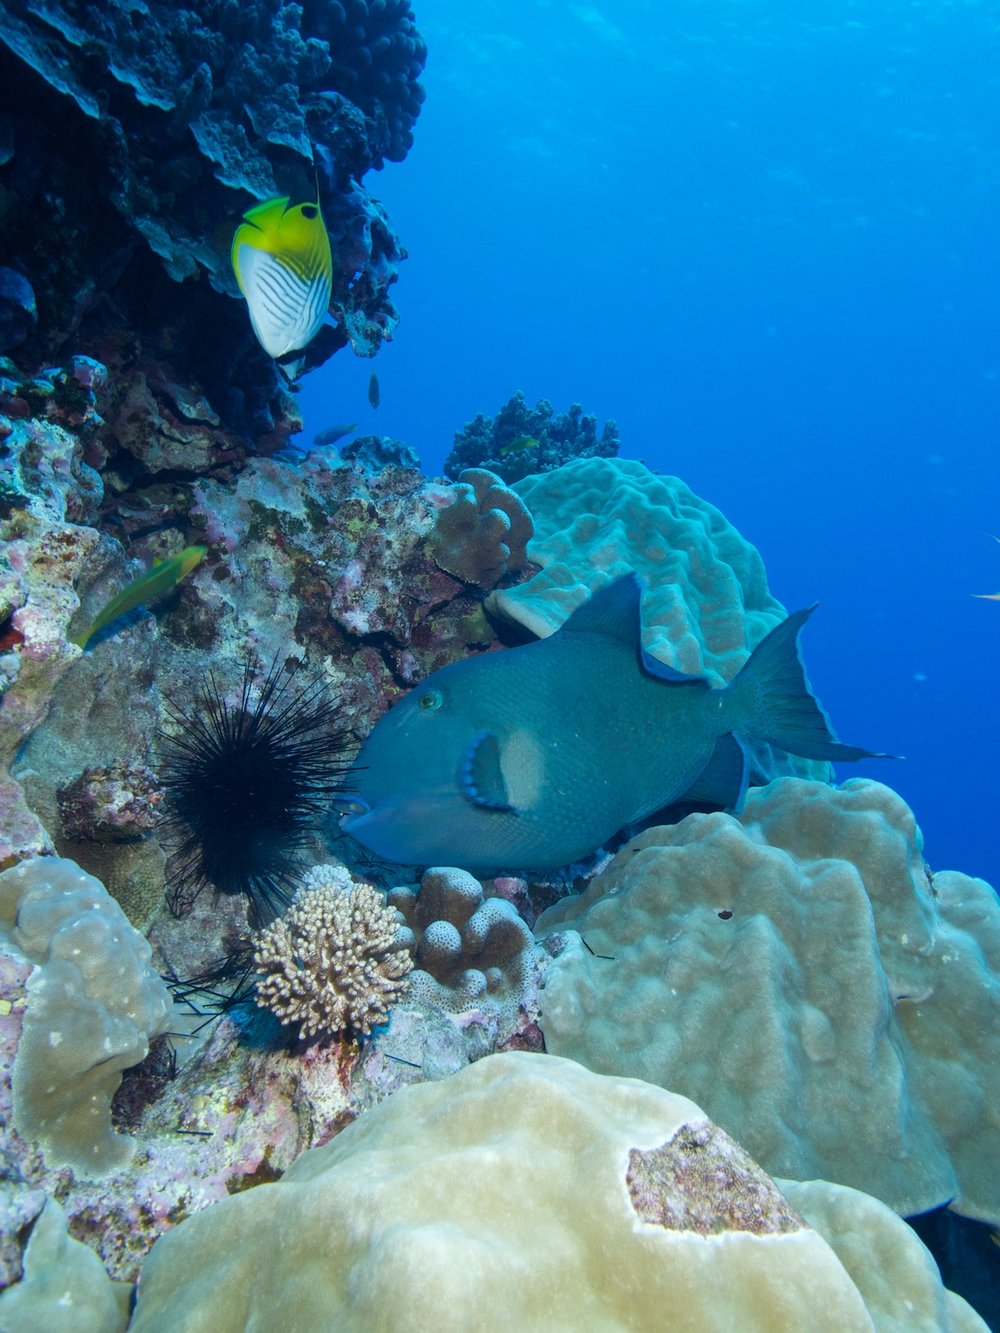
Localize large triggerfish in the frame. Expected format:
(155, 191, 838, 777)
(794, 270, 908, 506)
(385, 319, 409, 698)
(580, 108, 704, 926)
(339, 574, 886, 872)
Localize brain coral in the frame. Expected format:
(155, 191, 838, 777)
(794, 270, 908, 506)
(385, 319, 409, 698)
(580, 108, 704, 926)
(0, 855, 171, 1176)
(488, 455, 834, 785)
(536, 777, 1000, 1224)
(127, 1052, 984, 1332)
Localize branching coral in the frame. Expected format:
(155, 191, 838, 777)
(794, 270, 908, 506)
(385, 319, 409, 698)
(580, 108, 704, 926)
(253, 868, 412, 1039)
(445, 391, 620, 483)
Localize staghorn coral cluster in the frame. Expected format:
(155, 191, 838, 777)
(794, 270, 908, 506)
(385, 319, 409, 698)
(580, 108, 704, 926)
(0, 0, 425, 442)
(126, 1053, 986, 1332)
(536, 777, 1000, 1224)
(0, 856, 171, 1176)
(253, 865, 412, 1039)
(389, 866, 538, 1020)
(444, 390, 621, 483)
(430, 466, 534, 589)
(488, 455, 836, 788)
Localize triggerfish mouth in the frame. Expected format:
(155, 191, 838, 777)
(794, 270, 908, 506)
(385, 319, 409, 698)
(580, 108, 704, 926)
(231, 194, 333, 367)
(339, 573, 887, 873)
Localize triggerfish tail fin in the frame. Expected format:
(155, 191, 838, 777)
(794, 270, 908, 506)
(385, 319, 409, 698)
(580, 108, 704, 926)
(231, 194, 333, 362)
(727, 606, 889, 763)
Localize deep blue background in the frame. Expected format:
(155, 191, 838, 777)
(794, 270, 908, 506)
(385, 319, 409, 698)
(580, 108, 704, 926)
(301, 0, 1000, 887)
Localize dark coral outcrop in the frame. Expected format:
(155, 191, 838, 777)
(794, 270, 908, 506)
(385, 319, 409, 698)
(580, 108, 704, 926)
(445, 391, 621, 483)
(0, 0, 425, 453)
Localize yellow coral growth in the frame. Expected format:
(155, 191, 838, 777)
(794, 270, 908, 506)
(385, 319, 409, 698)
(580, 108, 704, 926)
(253, 875, 412, 1039)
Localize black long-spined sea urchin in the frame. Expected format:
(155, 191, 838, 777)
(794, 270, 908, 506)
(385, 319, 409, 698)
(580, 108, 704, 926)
(158, 661, 354, 927)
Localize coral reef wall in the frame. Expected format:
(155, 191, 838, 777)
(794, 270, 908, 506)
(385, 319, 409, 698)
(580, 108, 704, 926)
(0, 0, 425, 445)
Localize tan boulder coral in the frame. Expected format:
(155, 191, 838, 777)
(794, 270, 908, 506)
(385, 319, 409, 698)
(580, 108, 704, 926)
(431, 466, 533, 589)
(0, 855, 172, 1176)
(536, 778, 1000, 1222)
(127, 1053, 984, 1332)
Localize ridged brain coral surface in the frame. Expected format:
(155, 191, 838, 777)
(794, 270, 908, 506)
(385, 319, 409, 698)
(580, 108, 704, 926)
(129, 1052, 911, 1333)
(535, 777, 1000, 1223)
(0, 856, 171, 1176)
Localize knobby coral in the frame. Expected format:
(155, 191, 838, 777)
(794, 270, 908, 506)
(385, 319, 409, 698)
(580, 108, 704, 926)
(253, 868, 412, 1039)
(430, 467, 534, 589)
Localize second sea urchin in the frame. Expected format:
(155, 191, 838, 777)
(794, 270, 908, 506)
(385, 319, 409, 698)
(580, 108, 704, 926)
(158, 661, 354, 927)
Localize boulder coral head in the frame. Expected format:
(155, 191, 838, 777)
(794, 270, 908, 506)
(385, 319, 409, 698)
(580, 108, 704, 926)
(0, 0, 426, 439)
(158, 660, 355, 927)
(537, 777, 1000, 1225)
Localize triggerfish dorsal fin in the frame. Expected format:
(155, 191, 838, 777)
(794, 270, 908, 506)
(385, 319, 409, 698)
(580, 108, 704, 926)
(560, 572, 645, 644)
(460, 730, 518, 812)
(231, 193, 333, 362)
(562, 573, 710, 685)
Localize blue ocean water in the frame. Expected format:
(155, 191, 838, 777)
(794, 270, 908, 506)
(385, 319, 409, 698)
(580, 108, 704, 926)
(302, 0, 1000, 890)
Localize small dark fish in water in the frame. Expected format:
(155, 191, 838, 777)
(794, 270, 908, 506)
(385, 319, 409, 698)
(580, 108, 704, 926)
(368, 371, 380, 409)
(73, 546, 207, 649)
(339, 573, 886, 873)
(498, 435, 538, 458)
(313, 422, 358, 448)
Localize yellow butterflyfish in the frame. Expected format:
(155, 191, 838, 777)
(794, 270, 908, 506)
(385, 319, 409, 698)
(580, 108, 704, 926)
(231, 194, 333, 366)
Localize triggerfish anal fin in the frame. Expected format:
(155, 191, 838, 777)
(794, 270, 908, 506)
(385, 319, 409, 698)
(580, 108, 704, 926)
(231, 194, 333, 362)
(681, 733, 750, 811)
(460, 730, 518, 812)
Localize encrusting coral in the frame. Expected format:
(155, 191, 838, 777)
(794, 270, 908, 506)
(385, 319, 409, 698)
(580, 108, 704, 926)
(0, 856, 171, 1176)
(253, 865, 412, 1039)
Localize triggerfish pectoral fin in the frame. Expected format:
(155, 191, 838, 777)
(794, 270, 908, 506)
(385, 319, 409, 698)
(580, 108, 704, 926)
(460, 730, 519, 812)
(231, 195, 333, 362)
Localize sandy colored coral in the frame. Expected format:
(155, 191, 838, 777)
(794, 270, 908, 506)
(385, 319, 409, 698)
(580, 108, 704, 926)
(253, 873, 412, 1039)
(536, 777, 1000, 1223)
(430, 466, 533, 588)
(128, 1053, 983, 1332)
(0, 856, 171, 1176)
